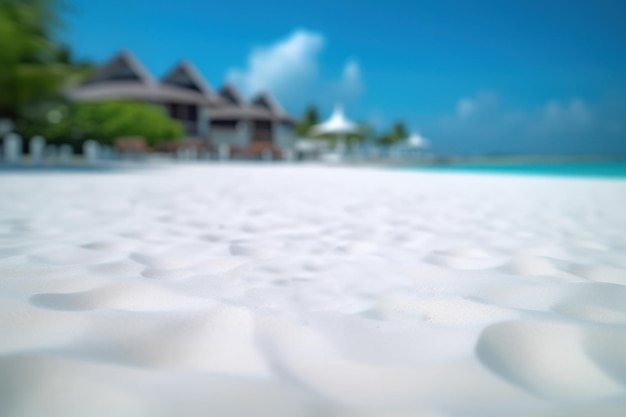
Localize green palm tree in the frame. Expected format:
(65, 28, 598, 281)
(0, 0, 68, 119)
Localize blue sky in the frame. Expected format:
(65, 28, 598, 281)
(64, 0, 626, 154)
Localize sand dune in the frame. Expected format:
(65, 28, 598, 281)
(476, 319, 624, 400)
(1, 164, 626, 416)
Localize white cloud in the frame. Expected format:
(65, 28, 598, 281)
(227, 29, 364, 113)
(313, 59, 365, 115)
(541, 98, 592, 127)
(456, 98, 475, 120)
(453, 92, 500, 122)
(367, 110, 385, 129)
(227, 29, 324, 106)
(424, 92, 622, 154)
(337, 59, 363, 100)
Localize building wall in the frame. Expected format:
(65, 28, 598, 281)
(210, 121, 251, 147)
(162, 103, 202, 137)
(274, 122, 295, 149)
(210, 120, 295, 150)
(198, 107, 209, 138)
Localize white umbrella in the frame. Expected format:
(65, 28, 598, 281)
(406, 132, 429, 148)
(311, 105, 358, 134)
(311, 105, 359, 152)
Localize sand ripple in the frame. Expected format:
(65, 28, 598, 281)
(477, 320, 624, 399)
(30, 282, 207, 312)
(553, 283, 626, 323)
(1, 165, 625, 416)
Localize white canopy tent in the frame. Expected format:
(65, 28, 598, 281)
(406, 132, 429, 149)
(310, 105, 359, 153)
(387, 131, 430, 161)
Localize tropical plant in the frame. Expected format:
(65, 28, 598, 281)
(377, 121, 408, 145)
(19, 100, 184, 146)
(0, 0, 70, 119)
(294, 104, 319, 137)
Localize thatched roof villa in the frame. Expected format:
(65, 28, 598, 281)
(67, 50, 296, 157)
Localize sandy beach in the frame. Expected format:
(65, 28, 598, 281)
(1, 164, 626, 417)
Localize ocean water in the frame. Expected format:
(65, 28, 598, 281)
(405, 160, 626, 178)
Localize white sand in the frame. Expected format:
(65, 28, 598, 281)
(1, 164, 626, 417)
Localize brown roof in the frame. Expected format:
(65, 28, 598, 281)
(68, 81, 218, 106)
(71, 50, 220, 106)
(251, 91, 286, 115)
(219, 83, 246, 105)
(68, 50, 295, 122)
(208, 105, 295, 123)
(83, 49, 155, 86)
(161, 60, 214, 97)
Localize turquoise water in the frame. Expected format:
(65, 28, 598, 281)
(404, 160, 626, 178)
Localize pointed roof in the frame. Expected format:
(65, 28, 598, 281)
(82, 49, 154, 86)
(67, 49, 295, 122)
(161, 60, 213, 96)
(219, 83, 246, 106)
(251, 91, 285, 115)
(311, 104, 358, 135)
(69, 50, 217, 105)
(210, 86, 294, 123)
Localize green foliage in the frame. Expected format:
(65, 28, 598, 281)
(294, 104, 319, 137)
(377, 120, 408, 145)
(19, 100, 184, 146)
(355, 122, 374, 143)
(346, 122, 373, 146)
(0, 0, 69, 119)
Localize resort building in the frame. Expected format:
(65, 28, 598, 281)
(67, 50, 296, 156)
